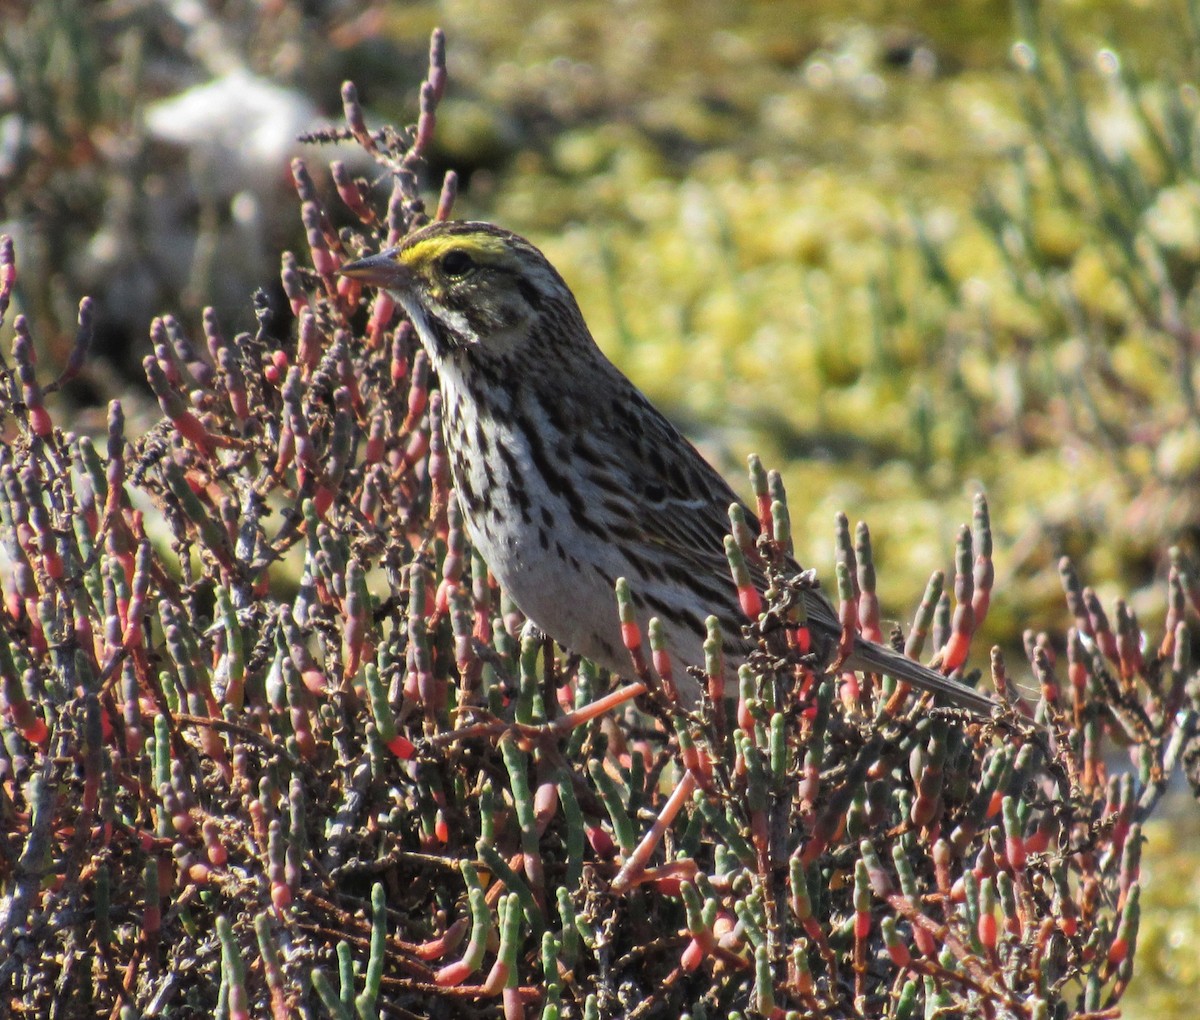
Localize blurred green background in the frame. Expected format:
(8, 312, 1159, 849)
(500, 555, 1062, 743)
(3, 1, 1199, 1014)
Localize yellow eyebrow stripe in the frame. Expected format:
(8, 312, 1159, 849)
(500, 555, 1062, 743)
(400, 234, 514, 269)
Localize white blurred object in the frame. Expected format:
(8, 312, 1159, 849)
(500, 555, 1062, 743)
(145, 70, 319, 196)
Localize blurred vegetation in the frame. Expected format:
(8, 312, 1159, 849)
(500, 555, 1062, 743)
(3, 0, 1200, 1016)
(9, 0, 1193, 648)
(390, 0, 1200, 661)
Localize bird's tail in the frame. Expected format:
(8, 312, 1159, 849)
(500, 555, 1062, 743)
(845, 637, 998, 717)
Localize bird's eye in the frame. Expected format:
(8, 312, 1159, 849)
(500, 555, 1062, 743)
(440, 249, 475, 278)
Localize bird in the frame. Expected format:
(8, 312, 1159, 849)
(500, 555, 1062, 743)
(340, 221, 996, 717)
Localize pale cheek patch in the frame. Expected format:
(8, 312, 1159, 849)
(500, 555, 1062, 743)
(439, 307, 472, 338)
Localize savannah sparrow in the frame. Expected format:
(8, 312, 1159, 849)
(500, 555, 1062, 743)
(341, 221, 995, 715)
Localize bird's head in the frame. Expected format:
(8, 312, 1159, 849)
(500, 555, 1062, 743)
(340, 221, 581, 362)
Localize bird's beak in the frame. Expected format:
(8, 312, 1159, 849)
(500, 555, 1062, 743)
(338, 249, 411, 290)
